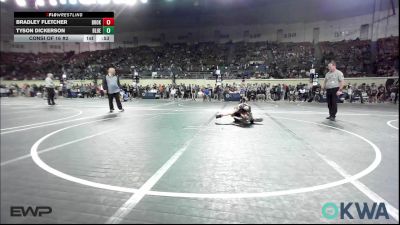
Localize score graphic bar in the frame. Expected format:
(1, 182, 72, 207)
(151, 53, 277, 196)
(14, 12, 115, 43)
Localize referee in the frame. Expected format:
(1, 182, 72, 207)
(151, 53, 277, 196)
(102, 67, 124, 113)
(323, 61, 345, 121)
(45, 73, 56, 105)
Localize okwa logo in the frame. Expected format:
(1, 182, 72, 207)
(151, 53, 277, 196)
(322, 202, 389, 220)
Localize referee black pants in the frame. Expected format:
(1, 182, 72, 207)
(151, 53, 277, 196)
(326, 87, 339, 118)
(46, 88, 55, 105)
(108, 92, 123, 110)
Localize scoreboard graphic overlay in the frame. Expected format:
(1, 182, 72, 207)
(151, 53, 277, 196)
(14, 12, 114, 42)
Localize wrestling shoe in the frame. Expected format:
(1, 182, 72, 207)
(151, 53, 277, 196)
(253, 118, 263, 122)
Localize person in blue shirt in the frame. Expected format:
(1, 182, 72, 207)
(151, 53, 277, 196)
(203, 87, 211, 102)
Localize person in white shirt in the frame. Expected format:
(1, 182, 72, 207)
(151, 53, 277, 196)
(299, 86, 306, 102)
(45, 73, 56, 105)
(347, 85, 353, 102)
(322, 61, 345, 121)
(170, 87, 177, 100)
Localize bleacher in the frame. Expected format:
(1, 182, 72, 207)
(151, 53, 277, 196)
(0, 37, 398, 80)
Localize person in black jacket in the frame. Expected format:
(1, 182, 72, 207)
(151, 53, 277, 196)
(102, 67, 124, 113)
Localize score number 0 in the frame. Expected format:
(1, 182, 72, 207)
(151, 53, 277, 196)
(102, 18, 114, 26)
